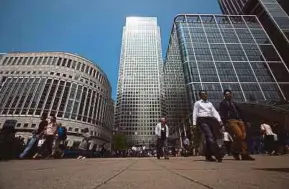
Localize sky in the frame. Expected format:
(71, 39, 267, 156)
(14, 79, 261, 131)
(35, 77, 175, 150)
(0, 0, 221, 100)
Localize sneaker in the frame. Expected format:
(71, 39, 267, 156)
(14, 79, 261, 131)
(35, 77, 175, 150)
(241, 154, 255, 161)
(77, 156, 82, 160)
(81, 156, 86, 160)
(164, 157, 169, 160)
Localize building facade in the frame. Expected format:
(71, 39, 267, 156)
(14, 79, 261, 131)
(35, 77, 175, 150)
(165, 14, 289, 123)
(0, 52, 114, 149)
(115, 17, 164, 146)
(218, 0, 289, 67)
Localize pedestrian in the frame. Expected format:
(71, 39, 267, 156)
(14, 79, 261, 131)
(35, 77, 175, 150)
(223, 130, 233, 156)
(20, 114, 48, 159)
(77, 128, 91, 160)
(52, 122, 67, 158)
(155, 117, 169, 160)
(219, 89, 255, 160)
(192, 90, 223, 162)
(260, 121, 277, 155)
(41, 116, 57, 158)
(183, 137, 190, 157)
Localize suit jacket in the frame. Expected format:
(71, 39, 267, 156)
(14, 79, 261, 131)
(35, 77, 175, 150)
(219, 99, 244, 124)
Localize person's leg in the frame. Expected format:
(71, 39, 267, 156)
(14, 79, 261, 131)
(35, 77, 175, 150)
(156, 138, 161, 159)
(227, 120, 243, 160)
(200, 122, 220, 162)
(19, 136, 37, 158)
(267, 135, 274, 154)
(46, 136, 54, 157)
(163, 138, 169, 159)
(224, 141, 230, 155)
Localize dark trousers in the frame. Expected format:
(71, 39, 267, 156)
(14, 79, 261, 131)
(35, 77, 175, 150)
(198, 117, 222, 160)
(44, 135, 54, 155)
(264, 135, 275, 154)
(156, 138, 168, 158)
(224, 141, 232, 155)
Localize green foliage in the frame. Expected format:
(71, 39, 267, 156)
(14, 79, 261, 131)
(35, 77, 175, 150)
(111, 133, 127, 150)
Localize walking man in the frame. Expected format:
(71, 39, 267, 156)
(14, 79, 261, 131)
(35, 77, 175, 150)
(155, 117, 169, 159)
(219, 89, 255, 160)
(192, 90, 224, 162)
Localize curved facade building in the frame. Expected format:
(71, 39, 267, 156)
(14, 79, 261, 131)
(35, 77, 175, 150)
(0, 52, 114, 149)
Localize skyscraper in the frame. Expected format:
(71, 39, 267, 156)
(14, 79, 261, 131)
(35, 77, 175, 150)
(165, 14, 289, 119)
(218, 0, 289, 67)
(115, 17, 163, 146)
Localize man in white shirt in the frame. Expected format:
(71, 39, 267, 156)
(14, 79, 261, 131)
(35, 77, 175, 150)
(155, 117, 169, 159)
(192, 90, 224, 162)
(260, 121, 277, 155)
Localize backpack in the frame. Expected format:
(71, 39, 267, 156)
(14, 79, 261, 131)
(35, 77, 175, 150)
(58, 126, 67, 140)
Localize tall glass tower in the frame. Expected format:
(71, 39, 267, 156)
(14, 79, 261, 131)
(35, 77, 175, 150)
(115, 17, 163, 146)
(218, 0, 289, 69)
(165, 14, 289, 115)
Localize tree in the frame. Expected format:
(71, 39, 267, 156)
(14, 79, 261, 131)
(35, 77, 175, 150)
(111, 134, 127, 151)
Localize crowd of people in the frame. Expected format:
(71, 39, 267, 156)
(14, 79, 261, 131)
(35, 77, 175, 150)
(10, 89, 289, 161)
(154, 89, 289, 162)
(18, 114, 104, 160)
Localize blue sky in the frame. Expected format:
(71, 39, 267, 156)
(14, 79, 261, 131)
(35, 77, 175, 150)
(0, 0, 221, 100)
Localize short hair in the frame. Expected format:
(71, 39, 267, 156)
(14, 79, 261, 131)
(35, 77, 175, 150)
(223, 89, 232, 95)
(199, 90, 207, 97)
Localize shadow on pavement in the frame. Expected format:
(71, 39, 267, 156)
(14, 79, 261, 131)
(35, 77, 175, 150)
(254, 168, 289, 173)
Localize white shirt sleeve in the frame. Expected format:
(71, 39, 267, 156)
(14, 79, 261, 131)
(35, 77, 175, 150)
(211, 103, 221, 122)
(155, 123, 160, 137)
(193, 101, 198, 125)
(166, 125, 169, 138)
(260, 124, 265, 130)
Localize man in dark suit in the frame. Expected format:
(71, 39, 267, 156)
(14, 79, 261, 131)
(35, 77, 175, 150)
(219, 89, 254, 161)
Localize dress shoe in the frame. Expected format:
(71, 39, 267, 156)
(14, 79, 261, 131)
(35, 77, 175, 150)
(206, 157, 216, 162)
(232, 153, 240, 160)
(241, 154, 255, 161)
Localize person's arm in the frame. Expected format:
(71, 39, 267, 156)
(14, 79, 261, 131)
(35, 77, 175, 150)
(155, 124, 159, 137)
(234, 102, 245, 121)
(192, 102, 198, 126)
(260, 124, 266, 135)
(211, 103, 222, 124)
(219, 101, 227, 125)
(166, 125, 169, 138)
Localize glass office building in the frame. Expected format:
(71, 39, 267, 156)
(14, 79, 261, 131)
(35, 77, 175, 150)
(0, 52, 114, 148)
(165, 14, 289, 114)
(115, 17, 164, 146)
(218, 0, 289, 68)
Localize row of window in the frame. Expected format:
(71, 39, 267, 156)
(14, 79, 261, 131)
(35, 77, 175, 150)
(0, 70, 108, 94)
(0, 77, 113, 128)
(1, 55, 107, 85)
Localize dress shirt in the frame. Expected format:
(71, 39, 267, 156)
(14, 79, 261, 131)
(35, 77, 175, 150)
(193, 99, 221, 125)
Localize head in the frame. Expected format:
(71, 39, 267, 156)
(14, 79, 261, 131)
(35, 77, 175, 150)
(199, 90, 208, 101)
(50, 116, 56, 123)
(41, 113, 47, 121)
(160, 117, 166, 124)
(223, 89, 232, 100)
(57, 122, 62, 127)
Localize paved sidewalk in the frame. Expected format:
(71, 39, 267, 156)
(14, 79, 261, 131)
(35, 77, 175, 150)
(0, 155, 289, 189)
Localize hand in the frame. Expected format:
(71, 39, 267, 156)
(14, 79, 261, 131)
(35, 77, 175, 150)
(219, 121, 224, 126)
(220, 126, 225, 132)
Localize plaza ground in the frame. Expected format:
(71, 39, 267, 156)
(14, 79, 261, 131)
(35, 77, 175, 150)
(0, 155, 289, 189)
